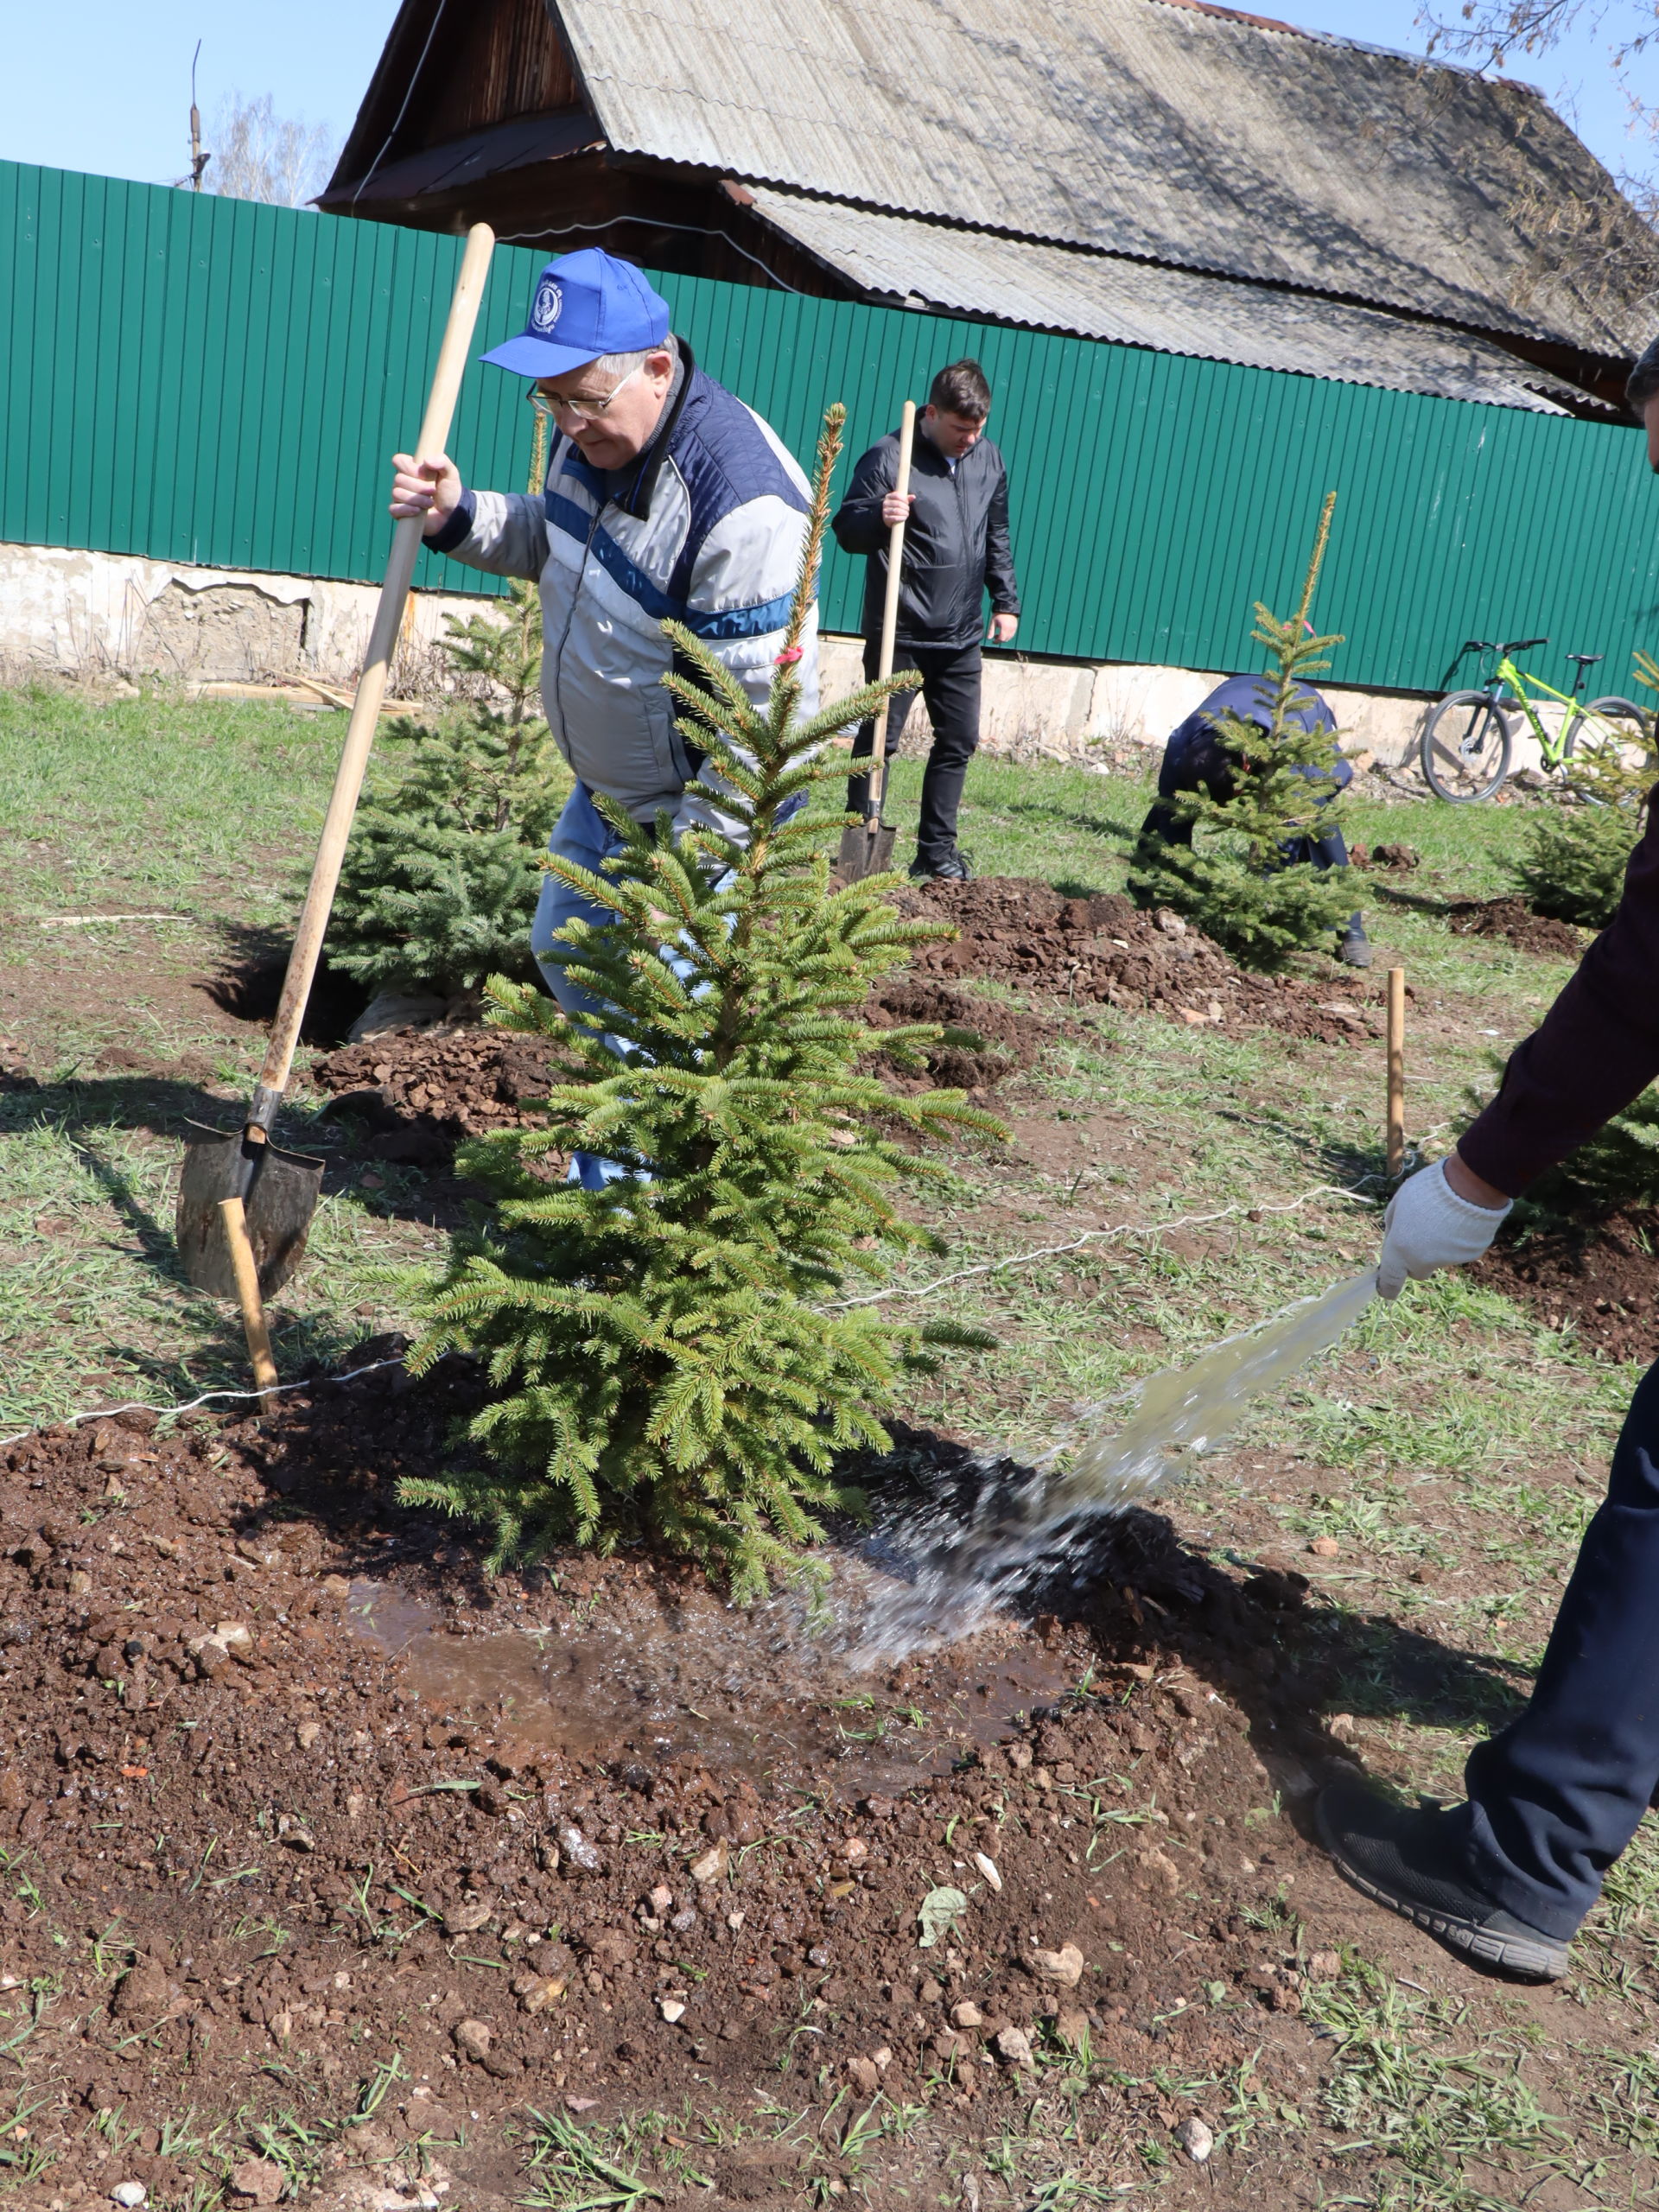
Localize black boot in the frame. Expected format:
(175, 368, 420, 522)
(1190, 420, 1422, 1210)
(1336, 915, 1372, 968)
(1317, 1783, 1569, 1981)
(910, 848, 973, 883)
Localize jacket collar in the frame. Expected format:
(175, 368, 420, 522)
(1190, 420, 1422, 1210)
(560, 339, 698, 519)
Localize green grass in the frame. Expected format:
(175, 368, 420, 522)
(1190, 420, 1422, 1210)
(5, 677, 1659, 2212)
(0, 679, 337, 923)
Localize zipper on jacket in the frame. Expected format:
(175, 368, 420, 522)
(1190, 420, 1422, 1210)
(952, 457, 973, 643)
(549, 438, 603, 766)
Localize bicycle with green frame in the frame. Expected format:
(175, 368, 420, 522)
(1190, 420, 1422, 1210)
(1419, 636, 1653, 802)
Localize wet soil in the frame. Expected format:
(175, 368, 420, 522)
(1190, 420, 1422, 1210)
(0, 1372, 1440, 2209)
(1445, 896, 1586, 961)
(899, 878, 1387, 1046)
(1478, 1208, 1659, 1363)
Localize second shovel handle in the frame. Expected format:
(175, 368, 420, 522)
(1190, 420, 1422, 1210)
(867, 399, 917, 825)
(253, 222, 496, 1113)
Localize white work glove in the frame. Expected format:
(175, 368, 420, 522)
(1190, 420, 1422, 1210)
(1376, 1159, 1511, 1300)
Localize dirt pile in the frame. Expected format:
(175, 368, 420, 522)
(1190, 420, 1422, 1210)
(0, 1375, 1372, 2205)
(865, 978, 1053, 1093)
(308, 977, 1049, 1166)
(1351, 842, 1420, 872)
(1446, 897, 1584, 960)
(900, 878, 1383, 1046)
(309, 1030, 571, 1162)
(1478, 1211, 1659, 1362)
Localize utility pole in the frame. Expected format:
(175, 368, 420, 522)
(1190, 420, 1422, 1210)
(188, 40, 210, 190)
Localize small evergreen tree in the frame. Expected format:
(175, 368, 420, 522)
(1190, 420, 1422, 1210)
(1128, 493, 1357, 967)
(331, 409, 572, 997)
(402, 406, 1001, 1594)
(1509, 651, 1657, 929)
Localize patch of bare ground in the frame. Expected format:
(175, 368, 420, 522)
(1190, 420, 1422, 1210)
(0, 1376, 1641, 2207)
(899, 877, 1389, 1046)
(1478, 1209, 1659, 1362)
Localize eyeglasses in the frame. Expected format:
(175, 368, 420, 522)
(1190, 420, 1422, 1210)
(529, 362, 644, 427)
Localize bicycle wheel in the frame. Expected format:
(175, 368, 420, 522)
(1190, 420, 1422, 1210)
(1562, 696, 1656, 766)
(1421, 691, 1514, 801)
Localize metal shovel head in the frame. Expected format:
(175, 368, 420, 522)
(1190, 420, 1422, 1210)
(176, 1123, 325, 1300)
(836, 819, 897, 885)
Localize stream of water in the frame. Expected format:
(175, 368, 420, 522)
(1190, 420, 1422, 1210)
(346, 1273, 1376, 1749)
(854, 1269, 1378, 1658)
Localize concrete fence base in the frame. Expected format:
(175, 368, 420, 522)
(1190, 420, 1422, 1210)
(3, 538, 1459, 770)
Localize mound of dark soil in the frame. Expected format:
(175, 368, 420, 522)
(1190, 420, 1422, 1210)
(310, 978, 1049, 1170)
(1351, 842, 1421, 872)
(1478, 1209, 1659, 1362)
(866, 978, 1054, 1092)
(310, 1028, 572, 1163)
(1446, 897, 1584, 960)
(901, 879, 1382, 1046)
(0, 1373, 1376, 2203)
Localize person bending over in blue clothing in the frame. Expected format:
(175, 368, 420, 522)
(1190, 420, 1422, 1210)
(1135, 674, 1371, 969)
(389, 248, 817, 1184)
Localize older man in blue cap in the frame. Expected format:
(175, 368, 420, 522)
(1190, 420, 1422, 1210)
(389, 248, 817, 1036)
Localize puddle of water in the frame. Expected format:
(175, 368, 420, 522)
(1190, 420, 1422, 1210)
(348, 1575, 1077, 1788)
(349, 1274, 1375, 1750)
(855, 1271, 1377, 1658)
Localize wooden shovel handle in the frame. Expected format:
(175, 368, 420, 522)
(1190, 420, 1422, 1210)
(251, 222, 496, 1120)
(219, 1197, 279, 1390)
(866, 399, 917, 827)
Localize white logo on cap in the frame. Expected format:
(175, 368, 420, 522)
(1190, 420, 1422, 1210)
(530, 278, 563, 334)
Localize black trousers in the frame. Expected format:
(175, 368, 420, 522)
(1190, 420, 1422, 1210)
(1459, 1358, 1659, 1936)
(848, 639, 982, 865)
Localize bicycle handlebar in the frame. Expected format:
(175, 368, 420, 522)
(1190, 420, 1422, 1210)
(1500, 635, 1549, 655)
(1463, 636, 1548, 657)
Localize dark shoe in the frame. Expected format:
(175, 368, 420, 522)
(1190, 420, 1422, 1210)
(1316, 1784, 1569, 1981)
(911, 849, 974, 883)
(1337, 929, 1373, 969)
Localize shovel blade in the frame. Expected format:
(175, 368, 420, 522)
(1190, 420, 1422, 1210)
(176, 1126, 325, 1300)
(836, 820, 897, 885)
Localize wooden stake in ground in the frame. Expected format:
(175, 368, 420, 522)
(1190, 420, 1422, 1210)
(218, 1197, 279, 1393)
(1386, 966, 1406, 1178)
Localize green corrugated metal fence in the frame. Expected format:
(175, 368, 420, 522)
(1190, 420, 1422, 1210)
(4, 158, 1657, 695)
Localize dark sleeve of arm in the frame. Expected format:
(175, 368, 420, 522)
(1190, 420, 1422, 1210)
(982, 456, 1020, 615)
(425, 489, 477, 556)
(830, 443, 893, 556)
(1460, 796, 1659, 1194)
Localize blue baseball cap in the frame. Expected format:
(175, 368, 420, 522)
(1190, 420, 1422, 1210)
(480, 249, 671, 378)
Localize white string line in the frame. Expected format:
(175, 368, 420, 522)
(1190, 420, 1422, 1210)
(825, 1180, 1381, 1310)
(0, 1191, 1381, 1445)
(0, 1356, 411, 1456)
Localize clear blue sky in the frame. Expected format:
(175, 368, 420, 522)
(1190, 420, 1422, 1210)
(1, 0, 1649, 194)
(3, 1, 401, 189)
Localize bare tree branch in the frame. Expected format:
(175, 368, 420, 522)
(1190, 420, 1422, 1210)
(207, 92, 340, 209)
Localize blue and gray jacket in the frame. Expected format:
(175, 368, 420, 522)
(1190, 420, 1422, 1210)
(429, 341, 817, 829)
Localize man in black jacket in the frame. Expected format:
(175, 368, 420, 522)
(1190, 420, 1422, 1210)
(831, 359, 1020, 880)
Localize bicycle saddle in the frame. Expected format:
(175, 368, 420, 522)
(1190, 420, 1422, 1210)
(1567, 652, 1604, 666)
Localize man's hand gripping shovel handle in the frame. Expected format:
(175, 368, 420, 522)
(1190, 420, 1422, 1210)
(246, 221, 497, 1136)
(863, 398, 918, 831)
